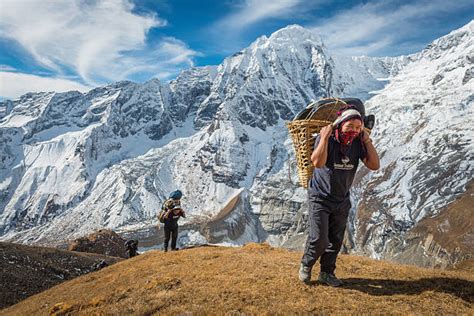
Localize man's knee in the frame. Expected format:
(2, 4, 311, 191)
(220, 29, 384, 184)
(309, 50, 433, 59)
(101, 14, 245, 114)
(307, 236, 330, 253)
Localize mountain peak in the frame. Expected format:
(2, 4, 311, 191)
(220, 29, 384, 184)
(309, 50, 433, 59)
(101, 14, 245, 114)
(418, 20, 473, 60)
(143, 77, 161, 86)
(244, 24, 324, 52)
(455, 19, 474, 33)
(269, 24, 323, 45)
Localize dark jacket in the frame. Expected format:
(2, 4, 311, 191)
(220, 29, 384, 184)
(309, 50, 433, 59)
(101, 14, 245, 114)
(161, 199, 185, 227)
(309, 135, 366, 203)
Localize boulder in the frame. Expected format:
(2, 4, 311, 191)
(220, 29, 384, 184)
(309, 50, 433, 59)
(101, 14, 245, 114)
(68, 229, 127, 258)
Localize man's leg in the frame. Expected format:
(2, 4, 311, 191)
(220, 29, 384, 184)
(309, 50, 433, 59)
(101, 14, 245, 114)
(319, 200, 350, 286)
(164, 226, 171, 252)
(300, 201, 330, 283)
(171, 226, 178, 250)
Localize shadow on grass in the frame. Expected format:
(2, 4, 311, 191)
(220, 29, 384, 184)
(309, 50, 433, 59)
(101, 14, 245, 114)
(340, 278, 474, 303)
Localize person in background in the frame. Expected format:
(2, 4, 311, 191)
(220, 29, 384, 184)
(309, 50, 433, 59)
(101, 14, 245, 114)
(160, 190, 186, 252)
(124, 239, 139, 258)
(299, 107, 380, 286)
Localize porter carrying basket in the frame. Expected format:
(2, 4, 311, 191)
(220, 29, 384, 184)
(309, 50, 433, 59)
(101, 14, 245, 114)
(287, 98, 369, 188)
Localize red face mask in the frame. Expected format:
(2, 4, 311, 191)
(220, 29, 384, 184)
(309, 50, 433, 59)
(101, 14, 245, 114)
(336, 129, 359, 145)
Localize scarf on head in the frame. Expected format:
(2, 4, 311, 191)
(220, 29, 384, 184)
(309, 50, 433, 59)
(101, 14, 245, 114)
(333, 108, 362, 145)
(333, 109, 363, 157)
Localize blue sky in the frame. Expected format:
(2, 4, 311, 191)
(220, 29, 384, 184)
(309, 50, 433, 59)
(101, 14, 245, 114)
(0, 0, 473, 99)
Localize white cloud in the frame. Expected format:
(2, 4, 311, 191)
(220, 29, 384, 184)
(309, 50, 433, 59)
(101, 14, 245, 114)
(0, 72, 92, 99)
(310, 0, 473, 56)
(208, 0, 310, 54)
(108, 37, 200, 81)
(159, 37, 200, 65)
(0, 65, 17, 72)
(334, 38, 393, 57)
(0, 0, 199, 85)
(223, 0, 302, 30)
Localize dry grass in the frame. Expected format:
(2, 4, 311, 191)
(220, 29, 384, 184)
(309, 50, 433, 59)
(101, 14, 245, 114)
(2, 243, 473, 315)
(452, 259, 474, 274)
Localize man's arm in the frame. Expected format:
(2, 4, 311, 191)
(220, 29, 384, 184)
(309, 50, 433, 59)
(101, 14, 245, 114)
(311, 125, 332, 168)
(161, 200, 173, 219)
(361, 131, 380, 171)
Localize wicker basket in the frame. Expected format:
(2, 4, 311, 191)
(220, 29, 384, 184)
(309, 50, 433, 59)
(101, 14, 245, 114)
(287, 119, 332, 188)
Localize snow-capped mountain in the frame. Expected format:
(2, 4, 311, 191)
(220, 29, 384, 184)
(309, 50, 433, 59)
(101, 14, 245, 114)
(1, 22, 472, 267)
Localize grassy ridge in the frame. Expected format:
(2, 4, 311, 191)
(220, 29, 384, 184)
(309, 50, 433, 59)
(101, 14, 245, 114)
(2, 243, 473, 314)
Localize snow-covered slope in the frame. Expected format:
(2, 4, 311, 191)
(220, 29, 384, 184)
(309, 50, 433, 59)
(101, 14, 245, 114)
(0, 22, 472, 268)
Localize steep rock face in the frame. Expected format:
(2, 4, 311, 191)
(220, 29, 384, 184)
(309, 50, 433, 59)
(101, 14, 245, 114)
(167, 66, 217, 125)
(204, 27, 329, 130)
(0, 23, 472, 268)
(378, 181, 474, 269)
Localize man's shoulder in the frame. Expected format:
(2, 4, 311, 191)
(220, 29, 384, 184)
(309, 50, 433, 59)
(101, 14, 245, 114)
(313, 134, 336, 147)
(314, 134, 335, 142)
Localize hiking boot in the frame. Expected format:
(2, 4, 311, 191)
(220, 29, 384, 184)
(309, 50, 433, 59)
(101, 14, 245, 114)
(318, 272, 343, 287)
(299, 263, 312, 284)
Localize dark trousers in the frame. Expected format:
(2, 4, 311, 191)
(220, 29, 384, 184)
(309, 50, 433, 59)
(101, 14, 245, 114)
(301, 197, 350, 275)
(164, 226, 178, 250)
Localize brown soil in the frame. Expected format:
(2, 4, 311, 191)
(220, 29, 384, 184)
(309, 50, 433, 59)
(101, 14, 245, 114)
(0, 242, 122, 309)
(2, 243, 473, 315)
